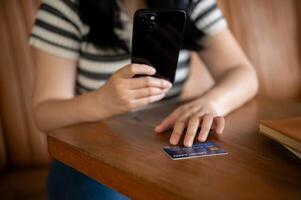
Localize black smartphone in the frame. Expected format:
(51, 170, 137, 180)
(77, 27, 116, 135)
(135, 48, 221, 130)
(131, 9, 186, 83)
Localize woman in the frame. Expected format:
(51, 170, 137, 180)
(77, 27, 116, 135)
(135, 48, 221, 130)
(30, 0, 258, 199)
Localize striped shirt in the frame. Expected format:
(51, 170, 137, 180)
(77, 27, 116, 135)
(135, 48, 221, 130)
(29, 0, 227, 99)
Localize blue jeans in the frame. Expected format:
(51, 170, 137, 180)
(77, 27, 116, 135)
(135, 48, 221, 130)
(47, 160, 129, 200)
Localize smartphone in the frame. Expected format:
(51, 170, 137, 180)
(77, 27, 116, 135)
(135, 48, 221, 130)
(131, 9, 186, 83)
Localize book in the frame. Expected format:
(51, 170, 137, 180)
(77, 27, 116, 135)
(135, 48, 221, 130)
(259, 117, 301, 156)
(284, 145, 301, 159)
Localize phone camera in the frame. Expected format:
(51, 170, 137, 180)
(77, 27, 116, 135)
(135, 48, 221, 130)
(150, 15, 156, 20)
(147, 22, 157, 31)
(138, 15, 149, 24)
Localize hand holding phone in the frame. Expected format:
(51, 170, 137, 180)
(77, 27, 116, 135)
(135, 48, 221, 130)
(98, 64, 172, 116)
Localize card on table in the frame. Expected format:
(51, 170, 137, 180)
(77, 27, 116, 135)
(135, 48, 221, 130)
(162, 141, 228, 160)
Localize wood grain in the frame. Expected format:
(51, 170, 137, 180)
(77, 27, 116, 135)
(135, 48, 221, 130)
(217, 0, 301, 99)
(48, 99, 301, 200)
(0, 113, 7, 171)
(0, 0, 49, 167)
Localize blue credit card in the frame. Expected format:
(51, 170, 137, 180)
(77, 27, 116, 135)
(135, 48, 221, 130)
(162, 141, 228, 160)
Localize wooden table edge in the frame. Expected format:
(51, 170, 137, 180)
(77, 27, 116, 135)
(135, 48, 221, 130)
(47, 135, 186, 200)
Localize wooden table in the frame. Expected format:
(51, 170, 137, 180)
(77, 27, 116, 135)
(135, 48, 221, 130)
(48, 99, 301, 200)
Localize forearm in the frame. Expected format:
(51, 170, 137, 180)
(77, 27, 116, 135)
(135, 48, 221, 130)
(33, 91, 107, 133)
(201, 65, 258, 116)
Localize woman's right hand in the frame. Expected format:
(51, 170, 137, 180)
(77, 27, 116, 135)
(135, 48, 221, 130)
(94, 64, 172, 117)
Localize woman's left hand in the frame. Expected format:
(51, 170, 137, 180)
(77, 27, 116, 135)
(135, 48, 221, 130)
(154, 98, 225, 147)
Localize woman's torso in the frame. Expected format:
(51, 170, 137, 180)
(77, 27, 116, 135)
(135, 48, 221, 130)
(30, 0, 228, 99)
(75, 0, 191, 99)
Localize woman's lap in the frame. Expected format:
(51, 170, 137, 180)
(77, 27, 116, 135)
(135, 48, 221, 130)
(47, 160, 129, 200)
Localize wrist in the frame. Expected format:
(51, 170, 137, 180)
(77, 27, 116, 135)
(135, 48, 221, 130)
(80, 88, 112, 121)
(196, 93, 224, 116)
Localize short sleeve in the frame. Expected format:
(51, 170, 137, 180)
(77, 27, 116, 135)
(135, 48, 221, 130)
(29, 0, 81, 60)
(189, 0, 228, 37)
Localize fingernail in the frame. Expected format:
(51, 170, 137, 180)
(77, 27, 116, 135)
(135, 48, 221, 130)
(146, 65, 155, 72)
(198, 136, 205, 142)
(163, 81, 171, 88)
(150, 67, 156, 73)
(185, 141, 192, 147)
(156, 125, 163, 131)
(217, 128, 224, 134)
(170, 138, 177, 145)
(171, 141, 177, 145)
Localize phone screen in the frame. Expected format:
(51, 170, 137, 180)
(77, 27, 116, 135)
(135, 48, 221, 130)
(131, 9, 186, 83)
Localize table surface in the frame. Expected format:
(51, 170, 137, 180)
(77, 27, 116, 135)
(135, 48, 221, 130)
(48, 99, 301, 200)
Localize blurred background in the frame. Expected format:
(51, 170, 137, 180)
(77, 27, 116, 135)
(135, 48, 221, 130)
(0, 0, 300, 199)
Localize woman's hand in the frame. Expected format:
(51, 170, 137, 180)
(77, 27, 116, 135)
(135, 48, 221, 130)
(155, 98, 225, 147)
(95, 64, 172, 117)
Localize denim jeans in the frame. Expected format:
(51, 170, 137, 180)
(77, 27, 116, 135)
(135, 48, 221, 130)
(47, 160, 129, 200)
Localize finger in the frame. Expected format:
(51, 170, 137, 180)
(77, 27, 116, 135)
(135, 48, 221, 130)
(170, 120, 186, 145)
(155, 109, 180, 133)
(128, 76, 172, 89)
(119, 64, 156, 78)
(155, 105, 193, 133)
(183, 116, 200, 147)
(130, 87, 166, 99)
(198, 114, 214, 142)
(214, 117, 225, 134)
(131, 93, 166, 108)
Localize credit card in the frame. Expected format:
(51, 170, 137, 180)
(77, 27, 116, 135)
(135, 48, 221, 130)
(162, 141, 228, 160)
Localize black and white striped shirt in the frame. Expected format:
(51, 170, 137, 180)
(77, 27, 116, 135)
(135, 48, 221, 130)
(30, 0, 227, 99)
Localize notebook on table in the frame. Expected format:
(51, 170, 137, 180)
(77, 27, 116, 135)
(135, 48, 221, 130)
(259, 117, 301, 158)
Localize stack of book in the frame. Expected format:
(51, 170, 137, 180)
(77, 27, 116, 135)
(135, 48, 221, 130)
(259, 117, 301, 158)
